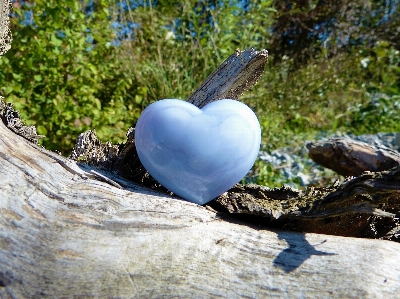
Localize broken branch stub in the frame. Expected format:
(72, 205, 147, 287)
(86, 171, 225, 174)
(186, 48, 268, 108)
(307, 138, 400, 176)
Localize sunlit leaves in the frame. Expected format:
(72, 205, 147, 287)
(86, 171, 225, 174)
(0, 0, 139, 154)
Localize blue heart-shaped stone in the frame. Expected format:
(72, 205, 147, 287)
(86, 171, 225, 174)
(135, 99, 261, 205)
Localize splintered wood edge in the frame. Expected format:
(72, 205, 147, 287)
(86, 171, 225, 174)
(186, 48, 268, 108)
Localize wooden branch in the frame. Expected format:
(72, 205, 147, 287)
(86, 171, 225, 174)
(307, 138, 400, 176)
(186, 48, 268, 108)
(216, 171, 400, 239)
(1, 118, 400, 297)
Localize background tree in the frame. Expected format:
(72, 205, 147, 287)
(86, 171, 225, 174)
(1, 0, 140, 152)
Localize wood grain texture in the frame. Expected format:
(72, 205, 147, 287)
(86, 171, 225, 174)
(1, 117, 400, 298)
(307, 138, 400, 176)
(186, 48, 268, 108)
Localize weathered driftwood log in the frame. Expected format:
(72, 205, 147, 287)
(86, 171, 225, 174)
(307, 138, 400, 177)
(1, 107, 400, 298)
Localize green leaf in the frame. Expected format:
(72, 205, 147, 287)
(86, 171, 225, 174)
(2, 86, 13, 95)
(12, 84, 21, 93)
(50, 34, 62, 47)
(88, 64, 98, 75)
(135, 94, 143, 104)
(36, 125, 48, 136)
(34, 75, 42, 81)
(12, 73, 21, 80)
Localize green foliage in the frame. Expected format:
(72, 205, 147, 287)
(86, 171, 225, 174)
(246, 39, 400, 187)
(245, 158, 340, 189)
(348, 95, 400, 134)
(346, 41, 400, 135)
(0, 0, 141, 153)
(244, 159, 302, 188)
(114, 0, 275, 102)
(241, 39, 400, 151)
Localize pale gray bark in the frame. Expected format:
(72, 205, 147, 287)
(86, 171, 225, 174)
(0, 0, 11, 57)
(186, 48, 268, 108)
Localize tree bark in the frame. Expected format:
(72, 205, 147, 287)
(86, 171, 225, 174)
(0, 0, 12, 56)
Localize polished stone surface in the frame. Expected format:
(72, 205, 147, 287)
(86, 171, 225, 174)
(135, 99, 261, 205)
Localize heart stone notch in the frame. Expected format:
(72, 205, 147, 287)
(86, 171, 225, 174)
(135, 99, 261, 205)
